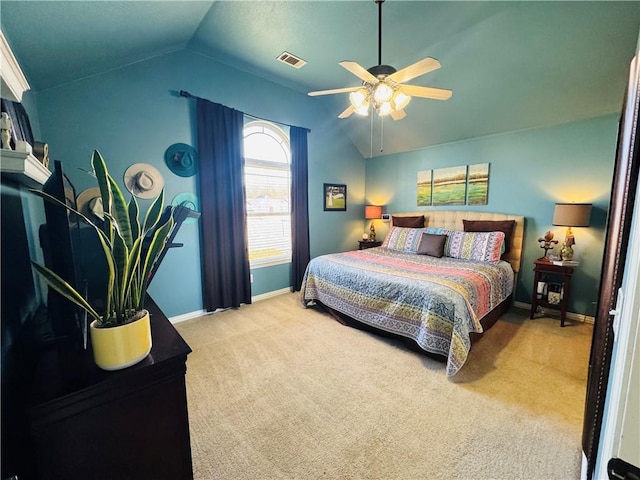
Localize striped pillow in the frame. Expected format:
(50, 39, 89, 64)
(445, 230, 506, 264)
(382, 227, 426, 253)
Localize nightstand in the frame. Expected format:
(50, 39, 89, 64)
(358, 240, 382, 250)
(530, 259, 576, 327)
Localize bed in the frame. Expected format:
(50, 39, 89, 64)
(300, 211, 524, 376)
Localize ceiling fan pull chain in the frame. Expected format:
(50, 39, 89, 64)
(370, 112, 374, 158)
(380, 115, 384, 153)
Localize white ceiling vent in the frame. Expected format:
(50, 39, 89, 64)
(277, 51, 307, 69)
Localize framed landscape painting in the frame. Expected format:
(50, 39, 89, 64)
(417, 170, 432, 206)
(323, 183, 347, 211)
(467, 163, 490, 205)
(432, 166, 467, 206)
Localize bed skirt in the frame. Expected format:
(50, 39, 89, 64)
(314, 294, 512, 363)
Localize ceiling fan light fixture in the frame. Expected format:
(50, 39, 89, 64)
(378, 101, 393, 116)
(373, 82, 393, 103)
(392, 90, 411, 110)
(355, 103, 370, 116)
(349, 88, 368, 108)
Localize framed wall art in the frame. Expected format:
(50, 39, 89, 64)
(432, 166, 467, 206)
(323, 183, 347, 211)
(467, 163, 490, 205)
(417, 170, 432, 206)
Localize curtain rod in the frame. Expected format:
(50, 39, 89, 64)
(179, 90, 310, 132)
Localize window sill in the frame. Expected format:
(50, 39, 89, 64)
(250, 258, 291, 269)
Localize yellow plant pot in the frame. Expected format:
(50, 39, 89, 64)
(89, 311, 152, 371)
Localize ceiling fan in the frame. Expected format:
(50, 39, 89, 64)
(308, 0, 452, 121)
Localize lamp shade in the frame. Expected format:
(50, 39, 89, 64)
(365, 205, 383, 220)
(552, 203, 592, 227)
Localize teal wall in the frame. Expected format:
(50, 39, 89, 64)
(25, 46, 620, 319)
(32, 49, 365, 317)
(365, 115, 619, 316)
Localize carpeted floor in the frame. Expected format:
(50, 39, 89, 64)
(175, 293, 592, 480)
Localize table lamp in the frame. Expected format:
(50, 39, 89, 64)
(552, 203, 592, 260)
(365, 205, 383, 242)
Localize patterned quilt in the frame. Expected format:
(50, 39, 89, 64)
(300, 247, 514, 376)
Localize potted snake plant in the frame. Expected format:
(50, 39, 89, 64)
(31, 150, 174, 370)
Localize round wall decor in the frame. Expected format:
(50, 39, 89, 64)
(165, 143, 197, 177)
(171, 192, 199, 223)
(123, 163, 165, 199)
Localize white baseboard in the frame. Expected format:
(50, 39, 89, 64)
(252, 287, 291, 303)
(513, 300, 595, 324)
(580, 452, 588, 480)
(169, 309, 208, 324)
(168, 288, 291, 324)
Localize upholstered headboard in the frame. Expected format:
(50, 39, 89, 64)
(392, 211, 525, 273)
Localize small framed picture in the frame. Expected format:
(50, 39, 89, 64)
(323, 183, 347, 211)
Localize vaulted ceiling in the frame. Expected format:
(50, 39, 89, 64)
(2, 1, 639, 157)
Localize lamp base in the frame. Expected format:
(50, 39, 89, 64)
(560, 243, 574, 261)
(369, 222, 376, 242)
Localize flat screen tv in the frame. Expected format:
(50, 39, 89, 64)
(39, 160, 86, 348)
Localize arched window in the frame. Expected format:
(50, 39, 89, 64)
(243, 121, 291, 267)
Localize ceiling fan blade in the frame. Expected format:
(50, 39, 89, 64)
(338, 105, 355, 119)
(339, 61, 378, 84)
(400, 84, 453, 101)
(308, 86, 361, 97)
(387, 57, 441, 84)
(390, 109, 406, 121)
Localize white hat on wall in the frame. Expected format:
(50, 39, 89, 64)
(76, 187, 104, 222)
(123, 163, 165, 199)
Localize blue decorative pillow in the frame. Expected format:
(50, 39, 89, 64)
(445, 230, 506, 263)
(382, 227, 426, 253)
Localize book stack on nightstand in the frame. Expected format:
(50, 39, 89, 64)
(552, 260, 580, 266)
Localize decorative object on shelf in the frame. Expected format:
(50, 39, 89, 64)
(1, 111, 12, 149)
(362, 233, 369, 241)
(171, 192, 199, 224)
(33, 141, 50, 168)
(124, 162, 165, 199)
(553, 202, 592, 260)
(547, 282, 563, 305)
(31, 150, 174, 370)
(537, 230, 558, 259)
(1, 98, 34, 147)
(323, 183, 347, 211)
(76, 187, 105, 223)
(165, 143, 197, 177)
(365, 204, 383, 242)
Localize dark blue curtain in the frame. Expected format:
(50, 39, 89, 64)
(196, 98, 251, 311)
(290, 126, 310, 291)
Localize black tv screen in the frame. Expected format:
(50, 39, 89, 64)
(40, 160, 85, 348)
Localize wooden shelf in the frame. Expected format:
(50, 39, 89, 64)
(1, 148, 51, 187)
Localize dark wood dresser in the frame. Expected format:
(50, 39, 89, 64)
(20, 297, 193, 480)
